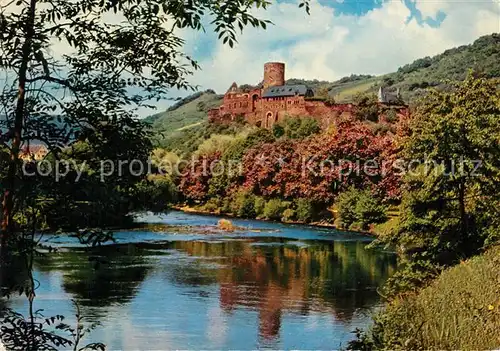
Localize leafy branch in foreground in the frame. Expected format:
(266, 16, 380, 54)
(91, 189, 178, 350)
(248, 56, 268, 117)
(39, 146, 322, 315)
(1, 300, 105, 351)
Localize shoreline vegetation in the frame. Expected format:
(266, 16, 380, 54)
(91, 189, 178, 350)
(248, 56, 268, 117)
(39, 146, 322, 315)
(172, 204, 381, 235)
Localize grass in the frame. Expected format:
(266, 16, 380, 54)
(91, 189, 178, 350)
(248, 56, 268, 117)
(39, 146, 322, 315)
(147, 91, 223, 137)
(176, 121, 204, 131)
(371, 245, 500, 350)
(331, 79, 380, 102)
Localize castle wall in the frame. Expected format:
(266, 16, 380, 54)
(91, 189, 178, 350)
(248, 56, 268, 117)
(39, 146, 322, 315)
(303, 101, 354, 128)
(210, 95, 357, 129)
(304, 101, 354, 118)
(255, 96, 310, 128)
(223, 92, 253, 115)
(207, 62, 408, 130)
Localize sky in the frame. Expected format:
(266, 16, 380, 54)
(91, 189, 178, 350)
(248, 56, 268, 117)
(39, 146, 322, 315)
(137, 0, 500, 117)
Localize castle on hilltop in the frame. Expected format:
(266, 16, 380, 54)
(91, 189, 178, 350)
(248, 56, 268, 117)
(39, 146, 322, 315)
(208, 62, 408, 128)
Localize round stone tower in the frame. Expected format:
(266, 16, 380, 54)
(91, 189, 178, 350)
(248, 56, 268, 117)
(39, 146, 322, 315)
(263, 62, 285, 89)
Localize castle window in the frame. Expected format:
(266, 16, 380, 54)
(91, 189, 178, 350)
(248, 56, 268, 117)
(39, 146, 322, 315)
(266, 112, 273, 128)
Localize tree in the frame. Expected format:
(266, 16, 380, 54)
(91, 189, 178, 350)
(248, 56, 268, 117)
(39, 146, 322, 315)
(179, 152, 222, 202)
(242, 139, 296, 198)
(277, 120, 399, 203)
(316, 87, 335, 106)
(39, 117, 156, 230)
(272, 116, 320, 140)
(389, 73, 500, 264)
(354, 93, 380, 122)
(0, 0, 311, 249)
(262, 199, 290, 220)
(295, 198, 315, 223)
(336, 187, 387, 230)
(194, 134, 237, 158)
(316, 87, 330, 98)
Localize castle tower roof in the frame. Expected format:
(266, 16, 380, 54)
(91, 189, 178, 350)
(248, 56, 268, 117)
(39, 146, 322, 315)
(227, 82, 240, 93)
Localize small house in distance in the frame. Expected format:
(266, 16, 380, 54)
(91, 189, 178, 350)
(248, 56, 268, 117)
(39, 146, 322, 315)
(208, 62, 409, 129)
(378, 87, 403, 105)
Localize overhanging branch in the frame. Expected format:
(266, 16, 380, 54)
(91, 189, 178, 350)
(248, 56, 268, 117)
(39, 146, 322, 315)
(25, 76, 74, 90)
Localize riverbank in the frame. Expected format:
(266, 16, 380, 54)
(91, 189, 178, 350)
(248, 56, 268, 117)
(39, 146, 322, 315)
(172, 204, 385, 236)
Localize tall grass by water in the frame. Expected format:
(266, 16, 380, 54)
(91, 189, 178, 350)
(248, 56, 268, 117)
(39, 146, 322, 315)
(370, 245, 500, 350)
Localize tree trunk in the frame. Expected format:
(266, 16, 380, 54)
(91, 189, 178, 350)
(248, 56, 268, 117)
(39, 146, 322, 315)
(458, 179, 467, 241)
(0, 0, 37, 255)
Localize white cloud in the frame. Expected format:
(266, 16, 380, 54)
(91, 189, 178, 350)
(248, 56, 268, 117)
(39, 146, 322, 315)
(180, 0, 500, 96)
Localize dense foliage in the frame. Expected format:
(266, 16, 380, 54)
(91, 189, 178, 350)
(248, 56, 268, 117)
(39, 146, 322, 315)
(156, 121, 250, 157)
(35, 117, 159, 230)
(177, 116, 399, 226)
(1, 0, 300, 241)
(272, 116, 320, 139)
(347, 74, 500, 350)
(336, 187, 387, 230)
(174, 75, 500, 351)
(381, 74, 500, 267)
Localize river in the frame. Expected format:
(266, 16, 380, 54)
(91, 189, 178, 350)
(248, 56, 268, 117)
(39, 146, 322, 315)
(2, 211, 397, 349)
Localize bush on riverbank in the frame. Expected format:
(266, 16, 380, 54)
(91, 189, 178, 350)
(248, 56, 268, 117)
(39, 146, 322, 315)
(185, 187, 395, 230)
(350, 245, 500, 350)
(263, 199, 291, 221)
(336, 188, 387, 230)
(295, 198, 315, 223)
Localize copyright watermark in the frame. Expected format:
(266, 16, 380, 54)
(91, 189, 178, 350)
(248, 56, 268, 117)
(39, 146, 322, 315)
(20, 155, 484, 182)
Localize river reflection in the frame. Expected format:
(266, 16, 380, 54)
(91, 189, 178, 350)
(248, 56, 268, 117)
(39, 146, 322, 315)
(2, 212, 397, 349)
